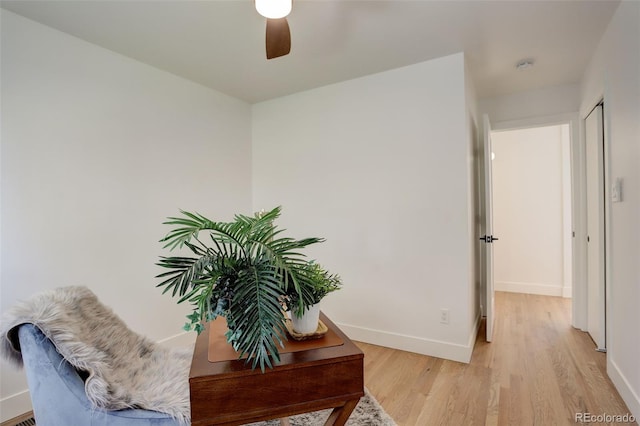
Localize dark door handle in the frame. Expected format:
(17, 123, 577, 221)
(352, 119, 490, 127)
(479, 235, 499, 243)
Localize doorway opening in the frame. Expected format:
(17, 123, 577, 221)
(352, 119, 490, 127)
(490, 124, 573, 301)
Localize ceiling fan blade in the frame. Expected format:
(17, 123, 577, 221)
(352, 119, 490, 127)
(265, 18, 291, 59)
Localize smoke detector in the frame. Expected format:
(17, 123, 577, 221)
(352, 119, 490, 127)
(516, 59, 535, 70)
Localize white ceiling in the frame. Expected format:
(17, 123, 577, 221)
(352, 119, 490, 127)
(1, 0, 620, 104)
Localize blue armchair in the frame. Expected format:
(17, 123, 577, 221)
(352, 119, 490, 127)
(17, 323, 182, 426)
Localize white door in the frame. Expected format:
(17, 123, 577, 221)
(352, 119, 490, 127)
(482, 114, 497, 342)
(585, 104, 606, 351)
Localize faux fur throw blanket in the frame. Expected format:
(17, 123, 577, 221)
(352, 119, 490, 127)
(0, 286, 192, 425)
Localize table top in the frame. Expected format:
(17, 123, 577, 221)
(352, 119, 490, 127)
(206, 317, 345, 363)
(189, 312, 363, 380)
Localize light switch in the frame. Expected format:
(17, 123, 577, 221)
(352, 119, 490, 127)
(612, 178, 623, 203)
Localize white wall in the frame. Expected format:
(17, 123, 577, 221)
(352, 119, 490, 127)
(491, 125, 571, 297)
(480, 83, 580, 123)
(0, 11, 252, 421)
(580, 0, 640, 419)
(252, 53, 479, 363)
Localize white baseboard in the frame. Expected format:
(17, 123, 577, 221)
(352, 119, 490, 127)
(336, 317, 479, 364)
(157, 330, 196, 348)
(608, 357, 640, 422)
(495, 281, 565, 297)
(0, 390, 32, 423)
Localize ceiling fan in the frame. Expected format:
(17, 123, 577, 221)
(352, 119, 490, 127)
(255, 0, 292, 59)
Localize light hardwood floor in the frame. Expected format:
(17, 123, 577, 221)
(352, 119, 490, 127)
(356, 291, 636, 426)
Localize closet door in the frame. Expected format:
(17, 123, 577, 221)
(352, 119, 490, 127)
(585, 103, 606, 351)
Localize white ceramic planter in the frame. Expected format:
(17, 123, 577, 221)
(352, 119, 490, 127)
(290, 303, 321, 334)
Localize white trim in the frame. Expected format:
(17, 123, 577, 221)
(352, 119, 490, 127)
(601, 101, 613, 356)
(157, 331, 196, 348)
(0, 390, 32, 423)
(573, 112, 588, 331)
(608, 358, 640, 421)
(336, 315, 480, 364)
(561, 126, 573, 301)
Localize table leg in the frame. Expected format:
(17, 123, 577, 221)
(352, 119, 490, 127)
(279, 418, 291, 426)
(323, 398, 360, 426)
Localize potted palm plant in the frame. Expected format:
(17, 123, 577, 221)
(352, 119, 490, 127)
(155, 206, 335, 371)
(286, 261, 342, 334)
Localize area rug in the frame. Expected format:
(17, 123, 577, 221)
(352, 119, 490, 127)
(245, 389, 397, 426)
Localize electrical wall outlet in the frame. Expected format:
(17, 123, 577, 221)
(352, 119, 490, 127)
(440, 309, 450, 324)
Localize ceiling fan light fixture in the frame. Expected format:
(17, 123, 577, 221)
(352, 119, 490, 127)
(256, 0, 292, 19)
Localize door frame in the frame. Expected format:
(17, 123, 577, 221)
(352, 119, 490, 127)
(584, 102, 607, 350)
(482, 114, 496, 342)
(574, 100, 611, 346)
(583, 101, 612, 351)
(489, 113, 586, 328)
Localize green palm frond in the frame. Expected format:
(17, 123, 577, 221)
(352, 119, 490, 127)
(156, 206, 329, 371)
(156, 254, 216, 298)
(160, 211, 217, 250)
(227, 264, 287, 371)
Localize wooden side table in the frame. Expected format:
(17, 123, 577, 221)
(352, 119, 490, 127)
(189, 313, 364, 426)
